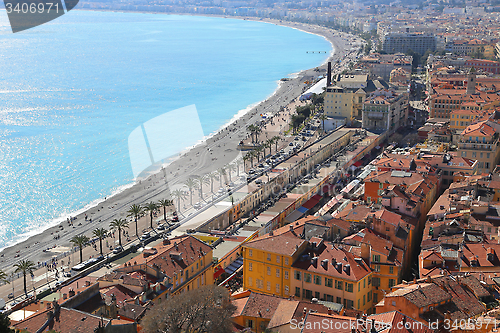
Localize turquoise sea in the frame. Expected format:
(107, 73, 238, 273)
(0, 10, 331, 249)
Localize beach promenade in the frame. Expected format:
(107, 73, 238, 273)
(0, 19, 361, 306)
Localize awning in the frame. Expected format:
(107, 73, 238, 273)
(285, 210, 304, 223)
(224, 257, 244, 275)
(353, 161, 363, 167)
(214, 264, 225, 279)
(302, 194, 322, 209)
(297, 206, 309, 213)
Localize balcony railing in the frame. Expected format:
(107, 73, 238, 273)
(457, 141, 497, 151)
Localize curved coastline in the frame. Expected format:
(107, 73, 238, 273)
(0, 14, 360, 274)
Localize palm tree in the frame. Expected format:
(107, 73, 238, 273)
(272, 136, 281, 153)
(254, 146, 264, 162)
(144, 202, 158, 230)
(243, 153, 251, 169)
(217, 167, 227, 187)
(127, 203, 143, 237)
(158, 199, 173, 221)
(226, 163, 236, 182)
(235, 158, 243, 177)
(247, 124, 258, 144)
(0, 270, 9, 285)
(207, 172, 218, 193)
(109, 218, 129, 247)
(171, 188, 188, 213)
(70, 234, 89, 264)
(184, 178, 198, 206)
(254, 126, 262, 143)
(265, 139, 273, 156)
(92, 228, 108, 256)
(14, 260, 35, 296)
(319, 114, 328, 134)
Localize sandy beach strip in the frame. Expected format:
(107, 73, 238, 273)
(0, 17, 360, 277)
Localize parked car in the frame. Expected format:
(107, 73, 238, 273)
(112, 246, 123, 254)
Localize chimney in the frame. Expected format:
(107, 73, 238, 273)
(62, 293, 67, 300)
(46, 310, 54, 321)
(163, 238, 171, 245)
(85, 280, 91, 287)
(327, 62, 332, 87)
(68, 289, 75, 297)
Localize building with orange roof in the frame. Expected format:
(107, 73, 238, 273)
(343, 228, 403, 312)
(362, 89, 408, 132)
(122, 235, 214, 296)
(290, 239, 373, 312)
(457, 120, 500, 173)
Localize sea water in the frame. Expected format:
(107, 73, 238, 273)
(0, 10, 331, 249)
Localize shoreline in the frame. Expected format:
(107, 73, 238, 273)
(0, 13, 360, 274)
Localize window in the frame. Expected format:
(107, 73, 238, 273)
(267, 267, 271, 275)
(372, 277, 380, 287)
(276, 269, 280, 278)
(389, 279, 395, 288)
(248, 262, 253, 271)
(285, 258, 289, 265)
(256, 279, 263, 288)
(346, 283, 353, 293)
(267, 281, 271, 291)
(304, 273, 312, 283)
(487, 153, 491, 158)
(389, 266, 394, 274)
(304, 289, 313, 299)
(325, 294, 334, 302)
(335, 280, 343, 290)
(363, 279, 366, 289)
(295, 287, 301, 297)
(248, 277, 252, 286)
(248, 320, 254, 329)
(276, 256, 280, 264)
(294, 271, 302, 280)
(249, 249, 253, 257)
(345, 299, 354, 309)
(472, 152, 476, 158)
(325, 278, 333, 288)
(285, 285, 289, 295)
(314, 275, 321, 285)
(336, 297, 342, 304)
(374, 265, 381, 272)
(267, 253, 271, 261)
(486, 162, 490, 169)
(276, 283, 280, 293)
(358, 283, 360, 292)
(367, 291, 372, 302)
(284, 271, 289, 280)
(372, 254, 380, 262)
(363, 294, 366, 306)
(373, 293, 378, 304)
(358, 299, 360, 309)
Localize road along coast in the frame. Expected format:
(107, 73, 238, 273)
(0, 17, 360, 281)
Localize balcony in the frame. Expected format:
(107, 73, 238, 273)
(458, 141, 497, 151)
(364, 112, 385, 119)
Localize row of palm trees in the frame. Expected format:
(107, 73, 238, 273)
(173, 158, 245, 209)
(242, 136, 281, 168)
(8, 198, 175, 297)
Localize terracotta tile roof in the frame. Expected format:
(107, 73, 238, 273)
(301, 313, 357, 333)
(117, 303, 148, 321)
(368, 311, 434, 333)
(100, 284, 138, 307)
(125, 235, 212, 279)
(244, 233, 306, 256)
(267, 300, 300, 328)
(13, 307, 110, 333)
(239, 292, 283, 319)
(291, 242, 371, 282)
(421, 250, 444, 262)
(386, 283, 451, 308)
(460, 243, 500, 268)
(365, 170, 426, 187)
(461, 121, 496, 137)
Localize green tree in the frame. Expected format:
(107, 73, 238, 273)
(171, 189, 188, 213)
(70, 234, 89, 264)
(92, 228, 108, 256)
(14, 260, 35, 296)
(127, 203, 143, 238)
(158, 199, 173, 221)
(109, 218, 129, 247)
(0, 312, 14, 333)
(144, 202, 158, 229)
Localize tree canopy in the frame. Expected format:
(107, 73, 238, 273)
(142, 285, 236, 333)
